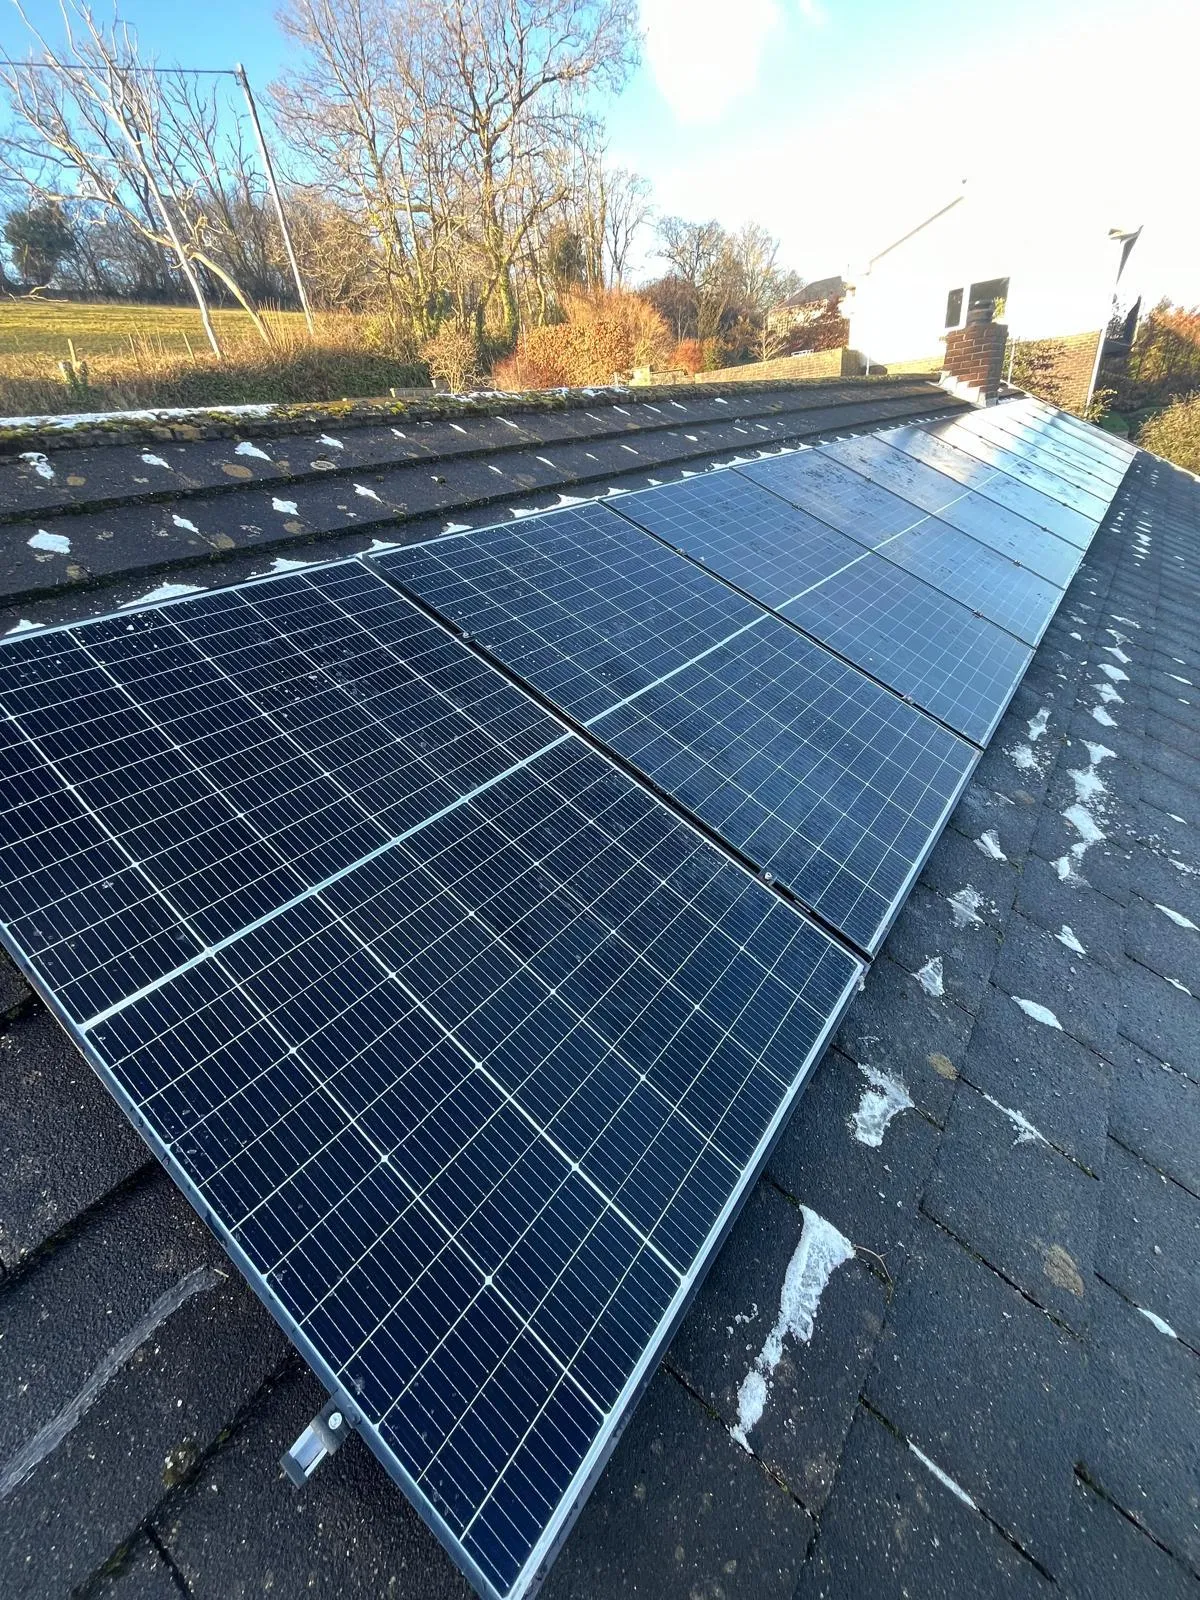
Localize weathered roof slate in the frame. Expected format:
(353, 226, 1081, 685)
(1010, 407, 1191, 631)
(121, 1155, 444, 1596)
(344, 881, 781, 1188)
(0, 395, 1196, 1600)
(0, 377, 962, 624)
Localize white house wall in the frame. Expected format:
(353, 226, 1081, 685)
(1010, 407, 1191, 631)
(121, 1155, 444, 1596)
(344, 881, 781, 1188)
(847, 183, 1134, 366)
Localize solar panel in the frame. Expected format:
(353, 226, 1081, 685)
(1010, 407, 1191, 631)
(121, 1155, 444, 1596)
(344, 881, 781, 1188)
(595, 471, 1034, 747)
(866, 522, 1062, 646)
(731, 449, 1070, 642)
(965, 405, 1128, 488)
(774, 553, 1033, 746)
(606, 470, 866, 601)
(954, 410, 1124, 495)
(1033, 406, 1136, 465)
(614, 463, 1055, 648)
(924, 418, 1110, 522)
(372, 506, 977, 953)
(737, 450, 933, 547)
(817, 433, 1083, 588)
(880, 424, 1095, 547)
(0, 561, 862, 1600)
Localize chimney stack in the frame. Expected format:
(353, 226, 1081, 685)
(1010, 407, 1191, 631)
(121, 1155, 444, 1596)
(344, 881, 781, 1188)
(941, 302, 1007, 405)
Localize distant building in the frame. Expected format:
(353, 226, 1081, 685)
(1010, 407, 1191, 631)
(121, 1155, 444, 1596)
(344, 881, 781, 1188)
(842, 180, 1141, 410)
(767, 275, 848, 337)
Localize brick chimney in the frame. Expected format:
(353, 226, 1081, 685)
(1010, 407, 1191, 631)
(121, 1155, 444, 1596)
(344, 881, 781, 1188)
(941, 302, 1007, 405)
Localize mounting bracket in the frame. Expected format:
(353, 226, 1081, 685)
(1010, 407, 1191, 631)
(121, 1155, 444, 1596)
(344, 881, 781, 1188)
(280, 1398, 351, 1487)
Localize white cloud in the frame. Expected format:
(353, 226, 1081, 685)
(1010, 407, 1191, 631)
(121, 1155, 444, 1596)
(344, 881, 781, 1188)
(639, 0, 783, 123)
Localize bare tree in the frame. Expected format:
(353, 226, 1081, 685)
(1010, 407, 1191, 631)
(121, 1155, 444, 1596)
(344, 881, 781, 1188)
(273, 0, 449, 342)
(276, 0, 637, 347)
(655, 216, 740, 341)
(601, 164, 651, 285)
(731, 222, 801, 356)
(417, 0, 638, 344)
(0, 3, 285, 354)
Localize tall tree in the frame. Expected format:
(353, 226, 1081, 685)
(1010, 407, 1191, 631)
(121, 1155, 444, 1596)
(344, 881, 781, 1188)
(273, 0, 448, 341)
(430, 0, 638, 344)
(655, 216, 738, 341)
(601, 165, 651, 285)
(275, 0, 638, 347)
(0, 3, 285, 352)
(3, 200, 73, 285)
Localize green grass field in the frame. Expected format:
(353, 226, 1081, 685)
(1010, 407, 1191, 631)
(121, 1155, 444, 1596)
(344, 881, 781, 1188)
(0, 299, 437, 417)
(0, 298, 314, 361)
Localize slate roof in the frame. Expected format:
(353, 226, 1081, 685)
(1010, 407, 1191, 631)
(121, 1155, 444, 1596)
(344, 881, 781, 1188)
(0, 381, 1197, 1600)
(778, 277, 848, 309)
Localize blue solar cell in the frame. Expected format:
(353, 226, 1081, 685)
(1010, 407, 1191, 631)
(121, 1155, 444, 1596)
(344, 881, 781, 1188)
(1033, 406, 1135, 470)
(737, 450, 931, 546)
(867, 522, 1062, 645)
(612, 469, 864, 602)
(0, 562, 861, 1600)
(818, 433, 1083, 588)
(965, 407, 1127, 491)
(776, 553, 1033, 745)
(926, 417, 1110, 522)
(374, 506, 977, 952)
(880, 424, 1095, 547)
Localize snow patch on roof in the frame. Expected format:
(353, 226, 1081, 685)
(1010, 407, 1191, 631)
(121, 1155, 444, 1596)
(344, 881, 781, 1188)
(1012, 996, 1063, 1030)
(19, 450, 54, 480)
(28, 529, 71, 555)
(908, 1442, 979, 1510)
(1138, 1306, 1178, 1339)
(121, 581, 204, 607)
(914, 956, 944, 997)
(948, 886, 986, 928)
(730, 1209, 854, 1452)
(0, 401, 278, 429)
(850, 1065, 914, 1148)
(1156, 904, 1198, 931)
(975, 829, 1007, 862)
(978, 1087, 1049, 1147)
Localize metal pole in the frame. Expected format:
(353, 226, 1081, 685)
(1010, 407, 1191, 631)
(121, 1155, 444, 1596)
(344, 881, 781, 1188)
(1085, 229, 1141, 417)
(236, 63, 315, 336)
(111, 90, 223, 357)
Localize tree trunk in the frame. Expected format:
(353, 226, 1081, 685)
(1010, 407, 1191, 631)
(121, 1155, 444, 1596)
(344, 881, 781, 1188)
(192, 250, 274, 344)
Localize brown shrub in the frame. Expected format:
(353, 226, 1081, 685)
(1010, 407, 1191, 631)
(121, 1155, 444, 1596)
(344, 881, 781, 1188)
(671, 338, 704, 374)
(491, 325, 574, 389)
(420, 324, 480, 392)
(1140, 392, 1200, 475)
(491, 290, 672, 389)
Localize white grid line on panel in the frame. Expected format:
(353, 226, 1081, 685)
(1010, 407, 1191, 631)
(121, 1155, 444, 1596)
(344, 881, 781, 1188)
(376, 509, 975, 943)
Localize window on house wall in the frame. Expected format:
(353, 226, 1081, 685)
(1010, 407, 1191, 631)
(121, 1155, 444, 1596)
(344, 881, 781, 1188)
(968, 277, 1010, 319)
(945, 288, 963, 328)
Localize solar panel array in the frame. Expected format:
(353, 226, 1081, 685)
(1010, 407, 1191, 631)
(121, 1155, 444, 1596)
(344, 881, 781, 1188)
(372, 506, 976, 953)
(0, 396, 1132, 1600)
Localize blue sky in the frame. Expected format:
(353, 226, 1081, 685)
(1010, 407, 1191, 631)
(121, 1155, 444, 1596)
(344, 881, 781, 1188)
(3, 0, 1196, 305)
